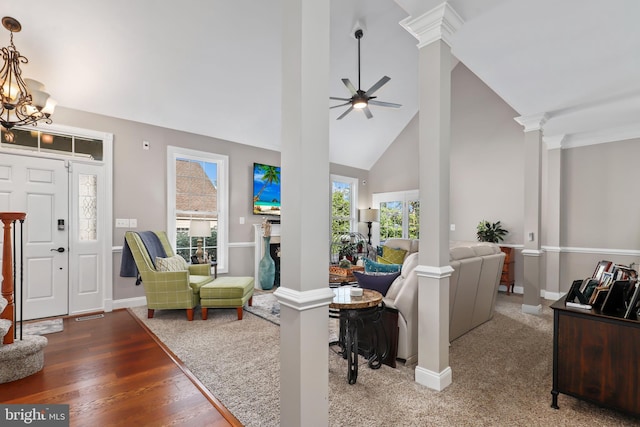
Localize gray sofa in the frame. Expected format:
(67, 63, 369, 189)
(380, 239, 505, 364)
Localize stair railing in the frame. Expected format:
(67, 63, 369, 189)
(1, 212, 26, 345)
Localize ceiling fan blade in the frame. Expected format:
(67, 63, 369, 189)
(330, 102, 352, 109)
(330, 97, 351, 101)
(336, 106, 354, 120)
(368, 100, 402, 108)
(365, 76, 391, 96)
(342, 78, 357, 96)
(363, 106, 373, 119)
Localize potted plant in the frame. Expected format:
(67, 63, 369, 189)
(338, 242, 357, 263)
(476, 220, 508, 243)
(338, 258, 352, 269)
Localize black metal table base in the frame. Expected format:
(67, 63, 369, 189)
(330, 303, 388, 384)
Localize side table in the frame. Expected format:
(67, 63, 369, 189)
(329, 287, 385, 384)
(210, 261, 218, 279)
(500, 247, 514, 294)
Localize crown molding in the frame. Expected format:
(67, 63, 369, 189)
(399, 2, 464, 48)
(560, 123, 640, 150)
(514, 113, 548, 132)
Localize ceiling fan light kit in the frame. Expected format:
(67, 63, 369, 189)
(330, 29, 401, 120)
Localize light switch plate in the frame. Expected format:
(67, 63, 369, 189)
(115, 218, 129, 228)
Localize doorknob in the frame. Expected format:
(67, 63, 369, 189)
(51, 247, 65, 253)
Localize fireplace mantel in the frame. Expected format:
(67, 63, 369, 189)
(254, 223, 280, 289)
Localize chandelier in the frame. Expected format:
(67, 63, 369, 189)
(0, 16, 55, 137)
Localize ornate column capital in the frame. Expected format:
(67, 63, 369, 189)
(399, 2, 463, 48)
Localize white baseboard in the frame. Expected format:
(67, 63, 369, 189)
(415, 365, 452, 391)
(499, 285, 561, 302)
(112, 296, 147, 310)
(543, 290, 563, 301)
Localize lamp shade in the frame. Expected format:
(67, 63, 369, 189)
(188, 219, 211, 237)
(359, 208, 380, 223)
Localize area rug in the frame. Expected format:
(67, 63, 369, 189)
(129, 296, 637, 427)
(244, 291, 280, 325)
(15, 318, 63, 336)
(246, 292, 341, 343)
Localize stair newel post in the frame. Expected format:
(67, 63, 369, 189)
(0, 212, 26, 345)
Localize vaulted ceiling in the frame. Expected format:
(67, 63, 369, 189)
(4, 1, 640, 169)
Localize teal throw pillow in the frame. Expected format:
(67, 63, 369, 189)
(363, 257, 401, 273)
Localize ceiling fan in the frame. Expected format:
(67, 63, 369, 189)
(330, 29, 401, 120)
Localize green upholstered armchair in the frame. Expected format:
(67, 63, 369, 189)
(124, 231, 214, 321)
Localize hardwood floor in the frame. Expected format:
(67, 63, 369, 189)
(0, 309, 242, 427)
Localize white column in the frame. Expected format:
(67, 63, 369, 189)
(514, 114, 546, 314)
(544, 136, 564, 300)
(399, 3, 462, 391)
(274, 0, 335, 426)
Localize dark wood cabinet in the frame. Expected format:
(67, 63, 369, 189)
(500, 246, 514, 294)
(551, 298, 640, 417)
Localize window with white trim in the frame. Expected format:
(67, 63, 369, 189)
(330, 174, 358, 237)
(372, 190, 419, 244)
(167, 146, 228, 273)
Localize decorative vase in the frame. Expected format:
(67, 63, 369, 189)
(259, 236, 276, 290)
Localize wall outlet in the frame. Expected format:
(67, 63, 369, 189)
(115, 218, 129, 228)
(129, 218, 137, 228)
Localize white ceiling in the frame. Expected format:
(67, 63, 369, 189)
(4, 1, 640, 169)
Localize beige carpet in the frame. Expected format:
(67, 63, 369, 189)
(129, 294, 638, 426)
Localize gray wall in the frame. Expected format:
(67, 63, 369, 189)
(368, 63, 640, 295)
(52, 106, 368, 302)
(41, 61, 640, 302)
(558, 138, 640, 286)
(369, 63, 524, 244)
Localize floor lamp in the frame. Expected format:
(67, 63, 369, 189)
(359, 208, 379, 245)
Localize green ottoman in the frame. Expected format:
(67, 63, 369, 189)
(200, 276, 254, 320)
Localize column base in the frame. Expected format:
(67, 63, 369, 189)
(522, 303, 543, 315)
(415, 365, 452, 391)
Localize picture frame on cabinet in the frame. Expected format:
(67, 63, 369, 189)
(566, 279, 588, 304)
(624, 282, 640, 319)
(592, 260, 612, 281)
(590, 286, 609, 307)
(600, 272, 614, 288)
(601, 280, 631, 315)
(580, 278, 599, 301)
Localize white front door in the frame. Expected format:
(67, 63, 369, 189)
(0, 153, 69, 320)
